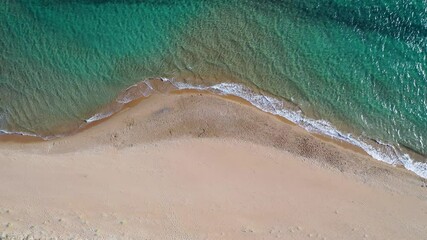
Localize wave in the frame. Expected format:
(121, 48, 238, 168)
(169, 80, 427, 179)
(0, 129, 53, 140)
(1, 77, 426, 179)
(84, 112, 115, 123)
(84, 80, 156, 123)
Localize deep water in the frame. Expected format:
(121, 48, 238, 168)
(1, 1, 426, 174)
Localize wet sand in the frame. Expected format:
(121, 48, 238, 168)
(0, 92, 426, 239)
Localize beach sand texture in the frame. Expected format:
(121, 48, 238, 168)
(0, 92, 426, 239)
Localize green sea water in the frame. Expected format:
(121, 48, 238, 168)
(1, 1, 426, 176)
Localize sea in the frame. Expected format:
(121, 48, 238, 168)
(1, 0, 426, 178)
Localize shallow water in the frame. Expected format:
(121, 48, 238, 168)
(1, 1, 426, 176)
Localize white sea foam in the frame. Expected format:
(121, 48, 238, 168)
(170, 80, 427, 179)
(0, 129, 52, 140)
(116, 81, 154, 104)
(85, 111, 114, 123)
(85, 81, 155, 123)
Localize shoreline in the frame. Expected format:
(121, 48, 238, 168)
(0, 91, 426, 239)
(171, 88, 372, 158)
(0, 79, 421, 178)
(0, 86, 363, 156)
(0, 89, 423, 184)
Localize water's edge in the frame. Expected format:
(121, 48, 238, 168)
(1, 77, 426, 179)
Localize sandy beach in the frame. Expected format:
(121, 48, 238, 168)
(0, 91, 426, 239)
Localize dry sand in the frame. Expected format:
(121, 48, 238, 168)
(0, 92, 426, 239)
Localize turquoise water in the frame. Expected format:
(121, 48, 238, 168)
(1, 1, 426, 175)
